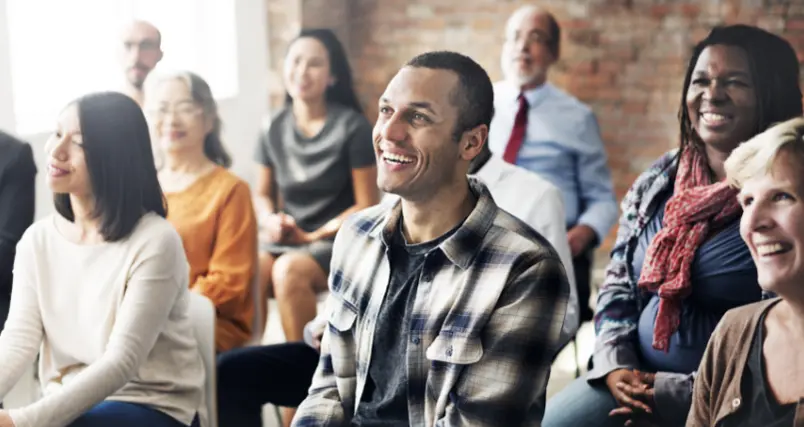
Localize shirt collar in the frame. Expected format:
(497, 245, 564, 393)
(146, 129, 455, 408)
(472, 154, 505, 187)
(501, 80, 553, 109)
(369, 177, 498, 270)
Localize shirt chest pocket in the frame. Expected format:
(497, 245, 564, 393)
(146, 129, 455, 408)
(425, 334, 484, 411)
(328, 304, 357, 333)
(327, 305, 359, 380)
(426, 334, 483, 365)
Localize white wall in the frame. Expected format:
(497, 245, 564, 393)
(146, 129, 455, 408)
(0, 0, 270, 220)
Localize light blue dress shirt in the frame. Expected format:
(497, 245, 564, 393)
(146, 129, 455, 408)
(488, 81, 618, 243)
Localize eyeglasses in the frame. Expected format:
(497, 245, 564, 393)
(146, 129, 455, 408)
(146, 104, 203, 120)
(123, 40, 160, 52)
(507, 30, 551, 46)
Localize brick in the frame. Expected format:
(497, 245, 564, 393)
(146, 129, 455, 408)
(406, 4, 434, 19)
(787, 19, 804, 31)
(650, 4, 672, 20)
(568, 29, 601, 46)
(679, 4, 701, 19)
(622, 101, 648, 114)
(792, 4, 804, 16)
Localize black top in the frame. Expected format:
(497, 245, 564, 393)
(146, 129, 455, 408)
(0, 133, 36, 330)
(723, 310, 796, 427)
(351, 220, 459, 426)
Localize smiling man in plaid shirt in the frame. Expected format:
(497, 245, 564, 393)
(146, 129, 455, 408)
(292, 51, 569, 427)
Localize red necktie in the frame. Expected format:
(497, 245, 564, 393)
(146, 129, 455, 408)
(502, 94, 529, 164)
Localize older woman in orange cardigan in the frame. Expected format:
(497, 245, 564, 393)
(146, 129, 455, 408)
(145, 70, 258, 352)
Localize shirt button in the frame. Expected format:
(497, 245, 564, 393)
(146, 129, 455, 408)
(732, 398, 741, 408)
(422, 273, 433, 282)
(411, 337, 420, 345)
(446, 345, 453, 357)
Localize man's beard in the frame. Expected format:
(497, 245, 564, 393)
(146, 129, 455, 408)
(502, 59, 545, 88)
(127, 67, 148, 89)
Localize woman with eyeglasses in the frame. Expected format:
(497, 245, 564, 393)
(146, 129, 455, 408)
(144, 71, 258, 353)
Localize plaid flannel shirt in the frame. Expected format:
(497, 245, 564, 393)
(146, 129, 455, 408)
(293, 178, 569, 427)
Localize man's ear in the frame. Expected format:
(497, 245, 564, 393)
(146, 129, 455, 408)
(460, 125, 488, 161)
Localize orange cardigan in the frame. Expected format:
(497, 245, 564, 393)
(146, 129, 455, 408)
(165, 167, 258, 352)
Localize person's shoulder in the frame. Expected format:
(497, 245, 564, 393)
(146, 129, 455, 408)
(710, 299, 778, 349)
(261, 107, 293, 137)
(202, 167, 250, 195)
(267, 106, 292, 125)
(340, 202, 390, 235)
(126, 214, 189, 280)
(500, 161, 559, 196)
(130, 213, 184, 247)
(721, 299, 778, 330)
(16, 215, 56, 249)
(329, 104, 371, 130)
(211, 167, 247, 185)
(0, 132, 33, 168)
(485, 206, 561, 266)
(492, 80, 515, 94)
(0, 130, 27, 150)
(543, 83, 594, 116)
(649, 149, 680, 170)
(627, 149, 679, 195)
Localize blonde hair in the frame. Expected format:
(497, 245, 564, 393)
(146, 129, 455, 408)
(144, 70, 231, 168)
(725, 116, 804, 189)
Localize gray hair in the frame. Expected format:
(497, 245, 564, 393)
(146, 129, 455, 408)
(145, 70, 231, 168)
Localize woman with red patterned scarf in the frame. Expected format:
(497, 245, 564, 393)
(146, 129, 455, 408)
(544, 25, 803, 427)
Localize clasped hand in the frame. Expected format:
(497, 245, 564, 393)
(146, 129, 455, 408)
(261, 213, 311, 245)
(605, 368, 659, 427)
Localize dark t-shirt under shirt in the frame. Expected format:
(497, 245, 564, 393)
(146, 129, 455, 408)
(351, 220, 460, 426)
(722, 310, 796, 426)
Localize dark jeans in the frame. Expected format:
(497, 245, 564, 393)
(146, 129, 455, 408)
(68, 401, 200, 427)
(217, 342, 320, 427)
(573, 249, 594, 323)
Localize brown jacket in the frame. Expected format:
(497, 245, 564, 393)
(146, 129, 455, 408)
(686, 298, 804, 426)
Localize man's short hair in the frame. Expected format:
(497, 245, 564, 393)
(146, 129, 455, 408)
(405, 51, 494, 141)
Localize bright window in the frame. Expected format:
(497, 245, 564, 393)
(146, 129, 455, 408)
(6, 0, 238, 134)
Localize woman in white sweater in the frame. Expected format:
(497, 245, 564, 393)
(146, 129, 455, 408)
(0, 92, 204, 427)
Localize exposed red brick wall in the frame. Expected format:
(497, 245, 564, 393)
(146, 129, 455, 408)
(273, 0, 804, 260)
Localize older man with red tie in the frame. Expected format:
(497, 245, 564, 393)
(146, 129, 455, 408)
(489, 5, 618, 328)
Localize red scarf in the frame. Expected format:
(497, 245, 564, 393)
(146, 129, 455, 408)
(637, 148, 741, 352)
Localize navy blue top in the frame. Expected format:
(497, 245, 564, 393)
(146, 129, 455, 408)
(632, 190, 760, 373)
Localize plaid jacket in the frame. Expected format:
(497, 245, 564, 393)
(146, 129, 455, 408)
(590, 149, 680, 378)
(293, 178, 569, 427)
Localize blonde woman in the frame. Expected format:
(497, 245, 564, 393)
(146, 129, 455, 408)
(688, 117, 804, 426)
